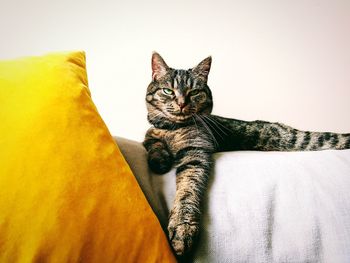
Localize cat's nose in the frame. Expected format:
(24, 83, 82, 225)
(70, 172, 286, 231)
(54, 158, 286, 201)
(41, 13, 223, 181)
(176, 98, 186, 110)
(178, 102, 185, 109)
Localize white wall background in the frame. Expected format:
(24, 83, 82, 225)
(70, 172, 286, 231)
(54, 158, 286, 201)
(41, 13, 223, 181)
(1, 0, 349, 141)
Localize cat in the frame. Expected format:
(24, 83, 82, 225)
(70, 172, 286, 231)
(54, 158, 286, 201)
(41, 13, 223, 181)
(143, 52, 350, 256)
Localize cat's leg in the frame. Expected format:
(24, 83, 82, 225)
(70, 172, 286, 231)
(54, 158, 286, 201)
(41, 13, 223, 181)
(143, 127, 173, 174)
(210, 115, 350, 151)
(168, 148, 212, 255)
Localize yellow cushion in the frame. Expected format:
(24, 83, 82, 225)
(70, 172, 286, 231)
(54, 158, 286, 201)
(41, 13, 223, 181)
(0, 51, 176, 263)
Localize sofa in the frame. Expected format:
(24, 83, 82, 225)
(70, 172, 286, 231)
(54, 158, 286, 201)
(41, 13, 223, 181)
(117, 137, 350, 263)
(2, 50, 349, 263)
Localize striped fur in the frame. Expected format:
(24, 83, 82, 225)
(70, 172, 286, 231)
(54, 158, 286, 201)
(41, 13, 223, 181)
(143, 52, 350, 256)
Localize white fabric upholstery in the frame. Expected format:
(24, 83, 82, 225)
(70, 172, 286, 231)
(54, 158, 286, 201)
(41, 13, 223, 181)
(116, 137, 350, 263)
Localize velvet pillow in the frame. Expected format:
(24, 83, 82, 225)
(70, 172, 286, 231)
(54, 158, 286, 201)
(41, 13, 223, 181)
(0, 51, 176, 262)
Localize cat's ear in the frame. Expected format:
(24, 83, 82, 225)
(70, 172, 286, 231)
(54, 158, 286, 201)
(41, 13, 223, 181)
(152, 52, 169, 81)
(192, 56, 212, 82)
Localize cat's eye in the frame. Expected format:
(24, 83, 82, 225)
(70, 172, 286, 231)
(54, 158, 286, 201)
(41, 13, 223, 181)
(162, 88, 174, 95)
(190, 89, 200, 96)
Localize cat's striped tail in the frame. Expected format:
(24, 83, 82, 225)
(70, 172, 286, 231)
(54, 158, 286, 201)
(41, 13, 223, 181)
(286, 129, 350, 151)
(256, 122, 350, 151)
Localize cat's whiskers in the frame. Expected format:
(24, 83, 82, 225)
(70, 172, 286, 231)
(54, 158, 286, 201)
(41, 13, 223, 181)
(206, 116, 231, 133)
(150, 111, 164, 120)
(192, 116, 200, 135)
(201, 116, 225, 140)
(195, 114, 219, 148)
(202, 115, 229, 136)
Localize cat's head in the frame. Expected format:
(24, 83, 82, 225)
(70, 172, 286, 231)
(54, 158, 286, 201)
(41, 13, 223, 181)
(146, 52, 213, 128)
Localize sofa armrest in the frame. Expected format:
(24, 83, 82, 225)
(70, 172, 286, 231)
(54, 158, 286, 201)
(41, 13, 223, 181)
(116, 136, 350, 262)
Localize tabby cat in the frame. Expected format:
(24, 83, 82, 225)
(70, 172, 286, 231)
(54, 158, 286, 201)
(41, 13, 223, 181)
(143, 52, 350, 256)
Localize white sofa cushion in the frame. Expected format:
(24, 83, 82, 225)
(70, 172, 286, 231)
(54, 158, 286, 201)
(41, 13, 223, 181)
(116, 137, 350, 263)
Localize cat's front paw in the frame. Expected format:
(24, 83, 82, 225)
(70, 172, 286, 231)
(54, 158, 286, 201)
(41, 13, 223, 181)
(148, 148, 173, 174)
(168, 219, 199, 256)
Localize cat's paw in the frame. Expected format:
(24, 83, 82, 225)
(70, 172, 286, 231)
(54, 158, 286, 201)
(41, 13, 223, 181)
(168, 220, 199, 256)
(148, 149, 173, 174)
